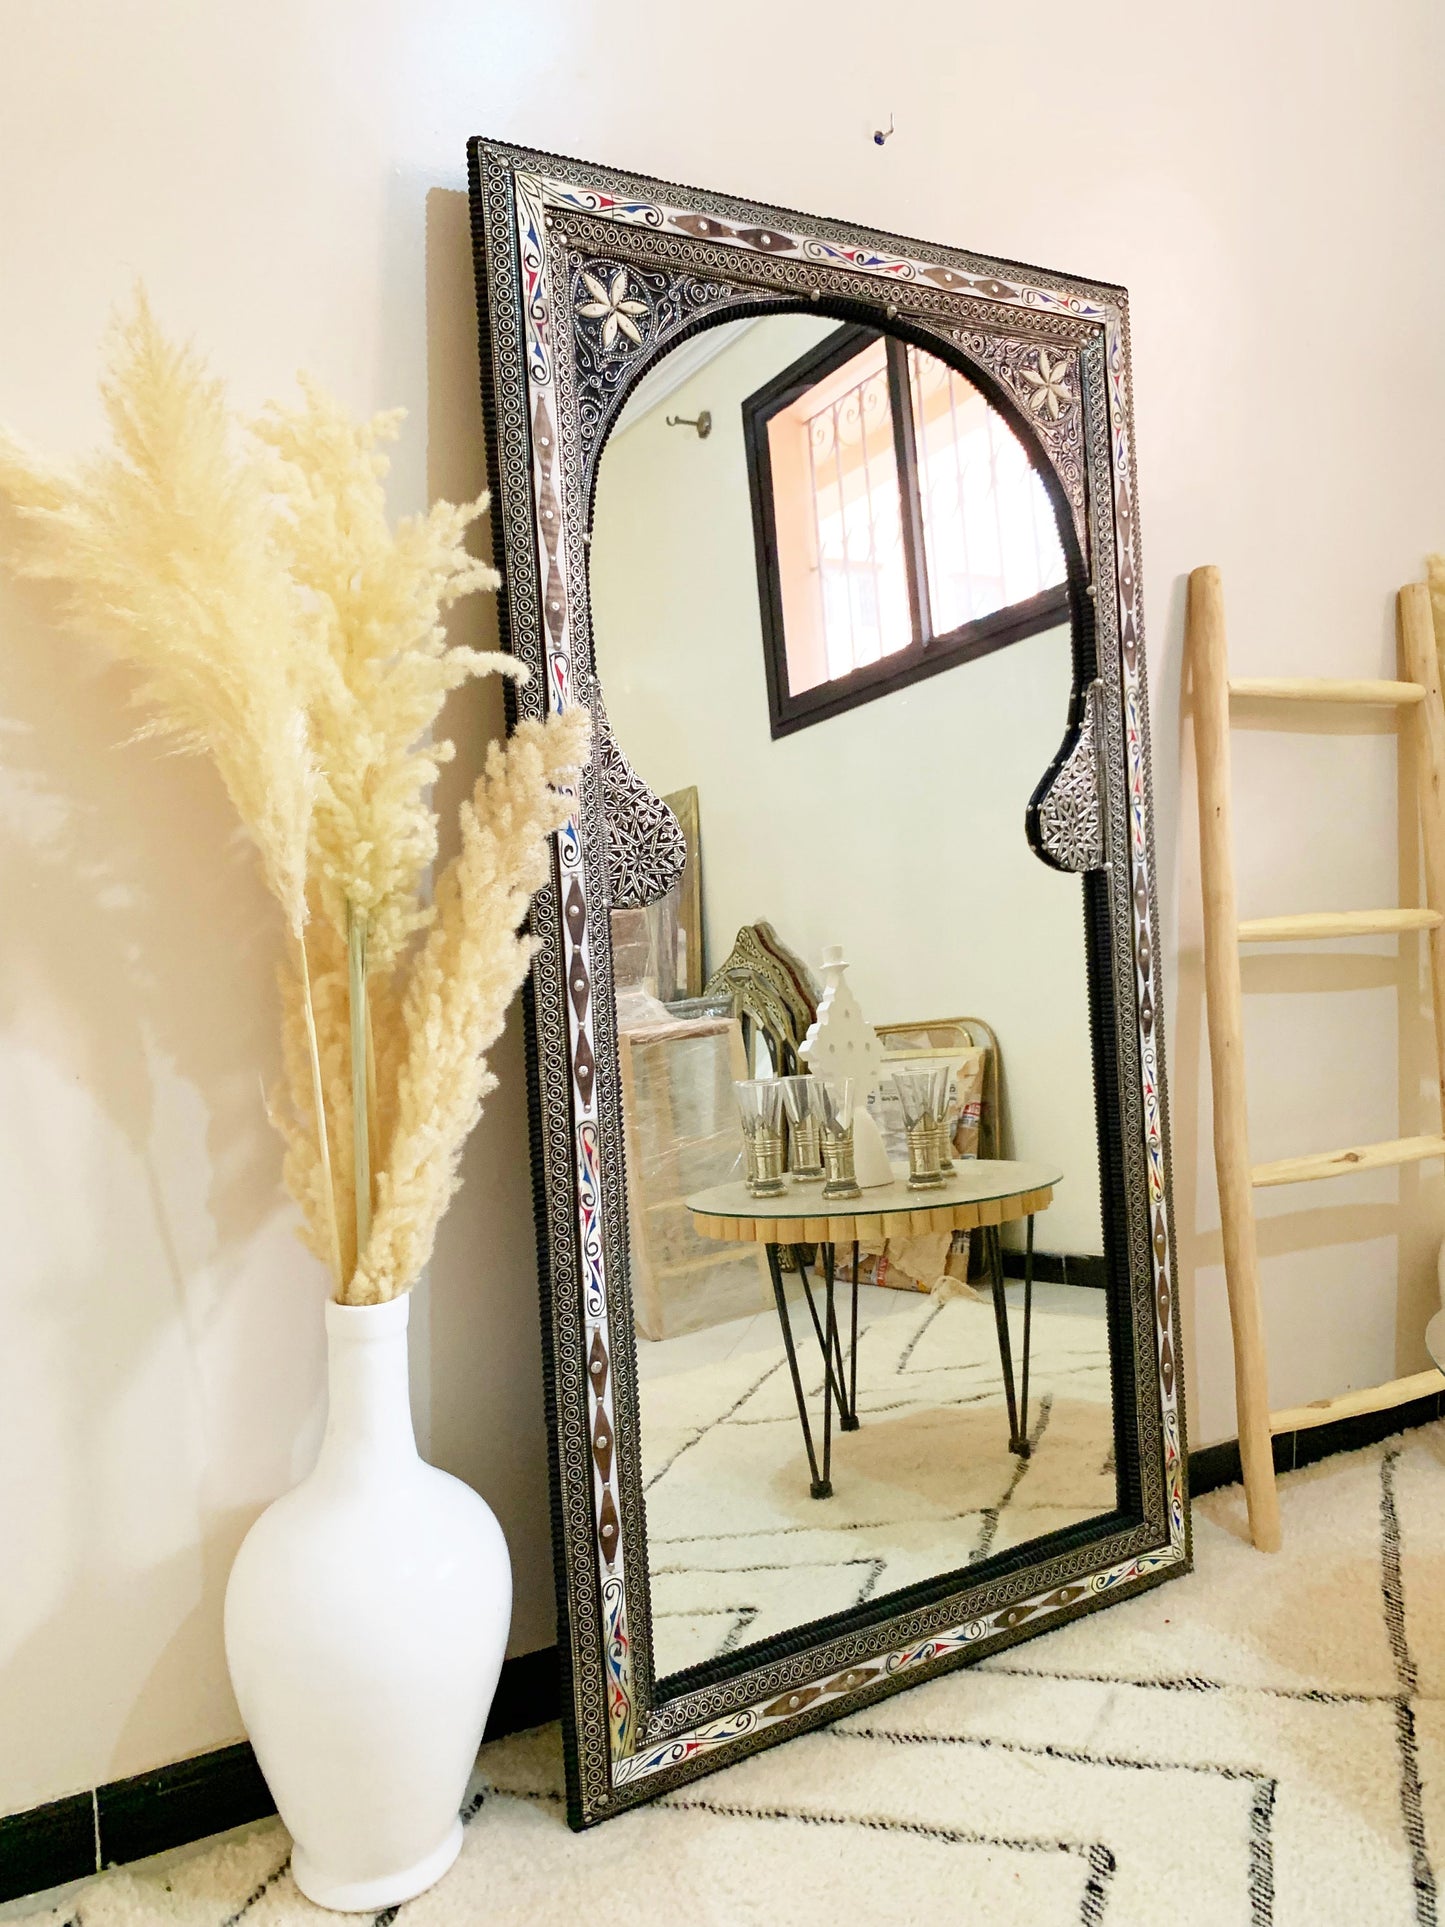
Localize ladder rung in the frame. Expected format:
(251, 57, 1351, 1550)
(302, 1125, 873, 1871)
(1251, 1134, 1445, 1188)
(1237, 908, 1443, 943)
(1269, 1370, 1442, 1436)
(1228, 677, 1426, 706)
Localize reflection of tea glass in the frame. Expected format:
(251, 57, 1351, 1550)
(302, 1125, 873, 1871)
(733, 1078, 786, 1198)
(915, 1058, 956, 1174)
(817, 1075, 862, 1201)
(892, 1064, 950, 1191)
(779, 1075, 826, 1184)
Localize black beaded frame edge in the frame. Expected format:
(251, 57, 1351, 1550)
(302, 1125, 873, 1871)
(467, 136, 1188, 1830)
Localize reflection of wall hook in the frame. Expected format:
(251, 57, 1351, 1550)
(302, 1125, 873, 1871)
(665, 410, 712, 439)
(873, 113, 895, 146)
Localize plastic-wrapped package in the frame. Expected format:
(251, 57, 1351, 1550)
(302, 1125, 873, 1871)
(618, 1016, 772, 1341)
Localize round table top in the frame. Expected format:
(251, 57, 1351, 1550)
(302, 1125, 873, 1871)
(686, 1159, 1061, 1247)
(1426, 1309, 1445, 1376)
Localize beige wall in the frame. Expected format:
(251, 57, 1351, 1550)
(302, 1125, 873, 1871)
(2, 0, 1444, 1820)
(591, 316, 1103, 1254)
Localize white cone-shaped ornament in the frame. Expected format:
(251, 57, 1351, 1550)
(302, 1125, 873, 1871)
(801, 946, 893, 1187)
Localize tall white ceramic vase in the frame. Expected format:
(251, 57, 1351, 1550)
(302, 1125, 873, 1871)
(224, 1294, 511, 1913)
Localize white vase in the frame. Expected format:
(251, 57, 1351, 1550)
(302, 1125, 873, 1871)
(224, 1294, 511, 1913)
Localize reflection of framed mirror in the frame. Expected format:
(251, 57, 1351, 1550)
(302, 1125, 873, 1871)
(661, 785, 701, 996)
(469, 138, 1187, 1830)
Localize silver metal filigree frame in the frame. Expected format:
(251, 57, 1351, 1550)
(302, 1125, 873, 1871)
(468, 137, 1187, 1829)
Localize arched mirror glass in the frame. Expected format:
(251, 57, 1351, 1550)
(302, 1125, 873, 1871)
(590, 314, 1110, 1689)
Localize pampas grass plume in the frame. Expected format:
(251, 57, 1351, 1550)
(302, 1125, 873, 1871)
(0, 293, 316, 934)
(0, 293, 589, 1303)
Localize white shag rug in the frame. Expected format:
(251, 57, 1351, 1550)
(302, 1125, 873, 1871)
(640, 1285, 1114, 1677)
(15, 1423, 1445, 1926)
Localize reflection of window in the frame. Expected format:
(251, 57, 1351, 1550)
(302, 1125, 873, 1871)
(743, 326, 1069, 737)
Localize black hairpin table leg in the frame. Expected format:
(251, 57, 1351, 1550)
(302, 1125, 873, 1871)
(765, 1241, 831, 1498)
(1016, 1214, 1035, 1458)
(821, 1242, 859, 1431)
(985, 1222, 1022, 1452)
(846, 1240, 861, 1430)
(821, 1247, 836, 1492)
(792, 1243, 851, 1418)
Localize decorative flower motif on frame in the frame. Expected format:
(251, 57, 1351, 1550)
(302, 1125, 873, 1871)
(577, 268, 649, 350)
(566, 249, 768, 490)
(1020, 347, 1074, 421)
(941, 327, 1088, 546)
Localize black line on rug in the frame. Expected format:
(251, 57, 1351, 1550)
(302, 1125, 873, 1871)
(643, 1353, 789, 1490)
(838, 1725, 1276, 1922)
(1080, 1842, 1114, 1925)
(726, 1384, 1005, 1423)
(1381, 1446, 1438, 1926)
(980, 1662, 1390, 1705)
(974, 1395, 1054, 1561)
(853, 1554, 887, 1607)
(1249, 1778, 1277, 1927)
(648, 1504, 1000, 1547)
(650, 1555, 885, 1580)
(483, 1778, 1118, 1914)
(652, 1604, 761, 1656)
(658, 1790, 1118, 1895)
(837, 1722, 1271, 1782)
(221, 1851, 292, 1925)
(894, 1299, 947, 1372)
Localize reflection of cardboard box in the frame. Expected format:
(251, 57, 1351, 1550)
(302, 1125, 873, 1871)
(618, 1017, 772, 1342)
(847, 1046, 988, 1293)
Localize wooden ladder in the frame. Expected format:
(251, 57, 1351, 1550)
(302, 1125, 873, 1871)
(1189, 567, 1445, 1551)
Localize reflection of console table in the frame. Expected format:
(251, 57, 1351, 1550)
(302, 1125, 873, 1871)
(685, 1162, 1061, 1499)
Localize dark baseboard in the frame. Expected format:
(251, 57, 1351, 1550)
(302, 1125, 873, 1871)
(0, 1644, 562, 1906)
(480, 1643, 560, 1747)
(7, 1388, 1443, 1906)
(1188, 1389, 1445, 1496)
(0, 1791, 95, 1909)
(1000, 1248, 1108, 1289)
(94, 1742, 274, 1874)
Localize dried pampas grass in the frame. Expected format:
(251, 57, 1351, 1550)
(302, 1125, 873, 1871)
(0, 293, 589, 1303)
(254, 384, 518, 972)
(0, 294, 316, 934)
(356, 708, 590, 1302)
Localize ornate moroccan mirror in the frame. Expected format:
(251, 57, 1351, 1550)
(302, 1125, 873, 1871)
(468, 139, 1188, 1829)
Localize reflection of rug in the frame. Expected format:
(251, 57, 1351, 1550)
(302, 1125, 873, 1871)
(640, 1286, 1114, 1679)
(23, 1432, 1445, 1925)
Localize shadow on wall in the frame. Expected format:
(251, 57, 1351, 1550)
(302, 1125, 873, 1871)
(0, 556, 329, 1803)
(0, 187, 561, 1813)
(423, 185, 557, 1658)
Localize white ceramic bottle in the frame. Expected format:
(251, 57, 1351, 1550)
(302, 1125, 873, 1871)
(224, 1293, 511, 1912)
(801, 945, 895, 1186)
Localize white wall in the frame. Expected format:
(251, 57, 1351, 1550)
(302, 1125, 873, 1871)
(591, 317, 1103, 1253)
(2, 0, 1444, 1820)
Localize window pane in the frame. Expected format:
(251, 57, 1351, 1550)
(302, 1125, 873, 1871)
(907, 346, 1065, 634)
(766, 339, 911, 696)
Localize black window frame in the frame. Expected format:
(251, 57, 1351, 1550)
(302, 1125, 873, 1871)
(742, 323, 1072, 739)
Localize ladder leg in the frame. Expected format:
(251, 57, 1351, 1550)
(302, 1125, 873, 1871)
(1190, 565, 1282, 1552)
(1398, 583, 1445, 1114)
